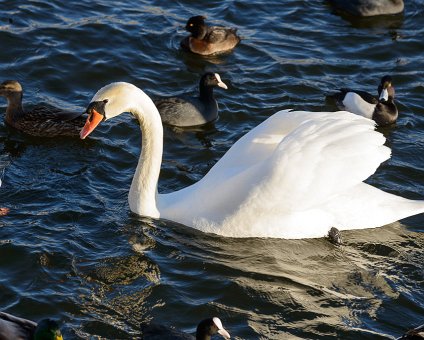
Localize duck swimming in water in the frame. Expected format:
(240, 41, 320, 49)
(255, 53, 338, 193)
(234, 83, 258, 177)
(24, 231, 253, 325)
(180, 16, 241, 55)
(0, 312, 63, 340)
(141, 317, 230, 340)
(154, 73, 228, 127)
(0, 80, 85, 137)
(330, 75, 398, 127)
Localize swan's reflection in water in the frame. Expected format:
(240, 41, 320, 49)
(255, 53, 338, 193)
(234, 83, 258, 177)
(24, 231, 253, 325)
(71, 216, 423, 338)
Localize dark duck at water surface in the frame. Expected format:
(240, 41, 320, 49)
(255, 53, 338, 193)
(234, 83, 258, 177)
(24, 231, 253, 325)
(0, 312, 63, 340)
(328, 0, 404, 16)
(180, 16, 241, 55)
(329, 75, 398, 126)
(0, 80, 86, 137)
(141, 317, 231, 340)
(154, 72, 228, 127)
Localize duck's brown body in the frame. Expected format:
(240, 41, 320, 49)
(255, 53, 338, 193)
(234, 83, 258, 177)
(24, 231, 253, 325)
(0, 80, 85, 137)
(181, 16, 241, 55)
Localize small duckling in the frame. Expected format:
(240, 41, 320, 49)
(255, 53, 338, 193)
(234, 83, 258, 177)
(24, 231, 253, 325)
(0, 80, 85, 137)
(181, 16, 241, 55)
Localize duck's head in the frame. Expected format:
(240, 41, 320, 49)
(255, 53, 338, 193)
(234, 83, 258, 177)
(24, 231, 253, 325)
(185, 15, 207, 37)
(34, 319, 63, 340)
(201, 73, 228, 90)
(378, 75, 395, 102)
(0, 80, 23, 98)
(196, 317, 230, 340)
(80, 82, 145, 139)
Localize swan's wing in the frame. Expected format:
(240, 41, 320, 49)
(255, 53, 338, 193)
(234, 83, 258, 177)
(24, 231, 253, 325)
(260, 110, 390, 211)
(206, 109, 308, 176)
(324, 182, 424, 230)
(161, 110, 390, 234)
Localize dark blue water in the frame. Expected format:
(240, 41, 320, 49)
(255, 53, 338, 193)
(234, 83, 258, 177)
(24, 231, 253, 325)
(1, 0, 423, 338)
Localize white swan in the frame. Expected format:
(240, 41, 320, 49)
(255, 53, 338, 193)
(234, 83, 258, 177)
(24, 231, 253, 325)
(80, 82, 424, 239)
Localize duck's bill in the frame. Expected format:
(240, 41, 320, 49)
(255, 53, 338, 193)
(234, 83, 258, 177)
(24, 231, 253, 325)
(218, 81, 228, 90)
(379, 88, 389, 101)
(80, 109, 103, 139)
(214, 73, 228, 90)
(218, 328, 231, 339)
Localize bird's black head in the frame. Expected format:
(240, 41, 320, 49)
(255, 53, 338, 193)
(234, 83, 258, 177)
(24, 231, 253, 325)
(185, 15, 207, 37)
(200, 73, 228, 90)
(196, 317, 230, 340)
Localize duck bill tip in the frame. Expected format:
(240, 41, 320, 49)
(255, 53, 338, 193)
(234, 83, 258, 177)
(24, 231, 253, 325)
(218, 328, 231, 339)
(218, 82, 228, 90)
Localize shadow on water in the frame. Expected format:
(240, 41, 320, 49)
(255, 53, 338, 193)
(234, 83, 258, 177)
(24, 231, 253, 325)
(63, 215, 423, 339)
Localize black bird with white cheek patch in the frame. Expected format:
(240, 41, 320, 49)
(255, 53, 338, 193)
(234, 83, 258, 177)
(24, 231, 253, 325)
(330, 75, 398, 127)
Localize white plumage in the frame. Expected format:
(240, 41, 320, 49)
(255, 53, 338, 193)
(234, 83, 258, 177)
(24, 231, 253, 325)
(342, 92, 376, 119)
(83, 82, 424, 239)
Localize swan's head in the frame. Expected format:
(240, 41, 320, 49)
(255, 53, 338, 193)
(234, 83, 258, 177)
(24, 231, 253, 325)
(80, 82, 144, 139)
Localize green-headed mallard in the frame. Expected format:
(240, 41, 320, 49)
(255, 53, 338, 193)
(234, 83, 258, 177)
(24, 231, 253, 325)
(0, 312, 63, 340)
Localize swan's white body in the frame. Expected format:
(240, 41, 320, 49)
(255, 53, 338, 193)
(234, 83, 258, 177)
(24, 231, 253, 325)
(87, 82, 424, 239)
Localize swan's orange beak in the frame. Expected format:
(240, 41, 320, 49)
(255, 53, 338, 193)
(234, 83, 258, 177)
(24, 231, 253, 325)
(80, 109, 103, 139)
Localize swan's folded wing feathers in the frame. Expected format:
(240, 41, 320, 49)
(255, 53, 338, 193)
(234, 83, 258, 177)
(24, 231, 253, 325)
(161, 110, 394, 238)
(259, 110, 390, 211)
(206, 109, 306, 176)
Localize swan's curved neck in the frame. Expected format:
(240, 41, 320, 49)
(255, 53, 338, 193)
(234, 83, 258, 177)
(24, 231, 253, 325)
(127, 94, 163, 218)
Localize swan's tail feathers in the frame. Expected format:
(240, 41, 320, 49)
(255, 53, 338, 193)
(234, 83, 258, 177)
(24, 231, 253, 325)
(328, 183, 424, 231)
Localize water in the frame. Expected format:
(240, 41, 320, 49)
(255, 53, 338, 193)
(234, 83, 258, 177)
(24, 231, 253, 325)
(0, 0, 423, 338)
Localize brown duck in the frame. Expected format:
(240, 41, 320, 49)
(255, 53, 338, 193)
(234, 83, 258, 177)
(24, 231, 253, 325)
(181, 16, 241, 55)
(0, 80, 85, 137)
